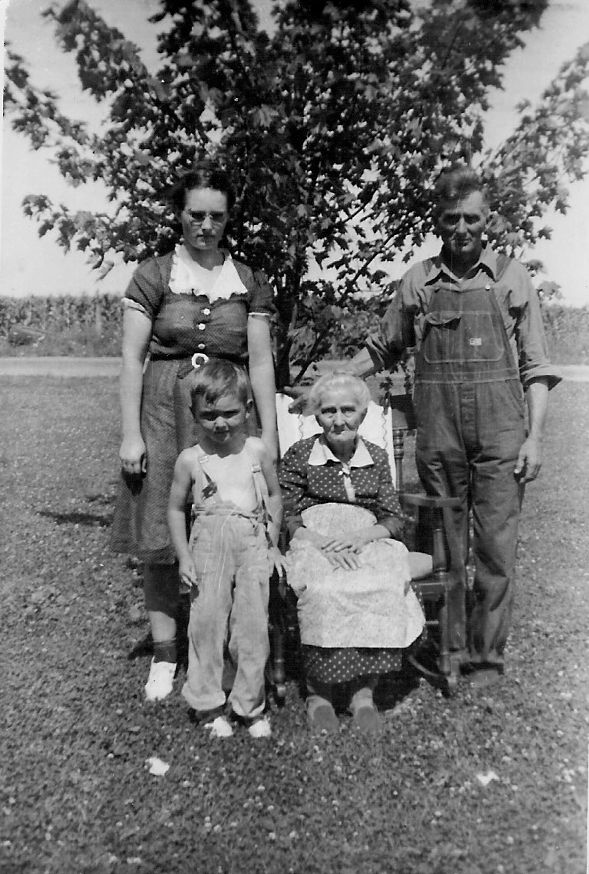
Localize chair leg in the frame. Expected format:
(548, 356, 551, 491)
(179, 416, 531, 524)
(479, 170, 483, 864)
(271, 621, 287, 701)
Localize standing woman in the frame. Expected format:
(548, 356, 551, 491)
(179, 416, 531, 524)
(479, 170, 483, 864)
(112, 161, 277, 701)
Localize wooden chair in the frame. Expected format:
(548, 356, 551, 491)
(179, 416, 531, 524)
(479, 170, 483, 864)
(270, 380, 466, 699)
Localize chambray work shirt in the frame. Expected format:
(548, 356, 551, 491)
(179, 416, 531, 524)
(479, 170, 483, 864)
(365, 246, 561, 390)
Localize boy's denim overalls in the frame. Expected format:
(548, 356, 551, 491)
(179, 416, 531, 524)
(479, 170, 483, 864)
(181, 447, 271, 719)
(413, 273, 526, 669)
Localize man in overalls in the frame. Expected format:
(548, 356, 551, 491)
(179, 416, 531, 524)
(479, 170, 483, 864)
(351, 165, 561, 686)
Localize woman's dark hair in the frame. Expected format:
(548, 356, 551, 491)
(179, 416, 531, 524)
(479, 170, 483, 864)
(189, 359, 250, 413)
(168, 161, 236, 214)
(434, 164, 489, 210)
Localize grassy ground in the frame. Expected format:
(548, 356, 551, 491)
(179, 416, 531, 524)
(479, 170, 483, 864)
(0, 376, 587, 874)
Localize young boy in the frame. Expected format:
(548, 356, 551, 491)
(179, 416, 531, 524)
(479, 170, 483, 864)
(168, 360, 283, 739)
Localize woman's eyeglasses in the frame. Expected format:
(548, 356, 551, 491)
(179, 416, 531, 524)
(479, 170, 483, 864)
(184, 210, 227, 225)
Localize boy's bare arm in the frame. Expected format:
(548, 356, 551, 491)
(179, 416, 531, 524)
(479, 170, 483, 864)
(253, 438, 283, 548)
(167, 452, 197, 587)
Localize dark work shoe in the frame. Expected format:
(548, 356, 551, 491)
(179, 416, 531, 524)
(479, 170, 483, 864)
(307, 701, 339, 734)
(351, 704, 382, 735)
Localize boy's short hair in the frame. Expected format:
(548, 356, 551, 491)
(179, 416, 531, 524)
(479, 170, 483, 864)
(307, 371, 371, 415)
(189, 359, 250, 413)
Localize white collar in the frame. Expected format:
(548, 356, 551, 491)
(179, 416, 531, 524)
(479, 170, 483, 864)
(308, 435, 374, 468)
(169, 244, 249, 301)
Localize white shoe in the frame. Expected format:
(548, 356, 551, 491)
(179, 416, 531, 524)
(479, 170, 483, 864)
(248, 716, 272, 739)
(204, 715, 234, 739)
(144, 659, 176, 702)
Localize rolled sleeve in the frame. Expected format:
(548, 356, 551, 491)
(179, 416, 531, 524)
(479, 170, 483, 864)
(508, 264, 562, 390)
(364, 275, 422, 371)
(248, 268, 277, 318)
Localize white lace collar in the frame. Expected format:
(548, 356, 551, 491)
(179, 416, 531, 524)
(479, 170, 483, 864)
(168, 244, 249, 302)
(308, 435, 374, 468)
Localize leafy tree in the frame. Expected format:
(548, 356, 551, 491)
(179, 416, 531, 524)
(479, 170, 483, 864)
(4, 0, 589, 382)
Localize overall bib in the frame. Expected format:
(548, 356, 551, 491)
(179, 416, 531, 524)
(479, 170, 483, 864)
(181, 447, 272, 719)
(413, 278, 526, 668)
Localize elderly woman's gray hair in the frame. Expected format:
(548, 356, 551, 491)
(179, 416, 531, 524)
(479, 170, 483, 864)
(307, 371, 371, 415)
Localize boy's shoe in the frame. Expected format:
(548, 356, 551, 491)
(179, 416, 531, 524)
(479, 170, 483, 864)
(203, 715, 234, 739)
(144, 658, 176, 702)
(247, 715, 272, 739)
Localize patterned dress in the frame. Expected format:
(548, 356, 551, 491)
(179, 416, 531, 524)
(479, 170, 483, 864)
(279, 435, 424, 684)
(111, 245, 275, 565)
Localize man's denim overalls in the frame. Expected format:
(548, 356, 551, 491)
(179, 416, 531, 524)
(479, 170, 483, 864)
(413, 268, 526, 669)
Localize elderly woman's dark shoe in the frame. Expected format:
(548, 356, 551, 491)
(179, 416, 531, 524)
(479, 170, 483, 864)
(307, 698, 339, 734)
(351, 703, 382, 735)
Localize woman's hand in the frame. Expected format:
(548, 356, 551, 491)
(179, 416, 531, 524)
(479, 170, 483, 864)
(324, 548, 363, 570)
(321, 531, 371, 554)
(119, 435, 147, 476)
(293, 528, 366, 569)
(179, 556, 198, 592)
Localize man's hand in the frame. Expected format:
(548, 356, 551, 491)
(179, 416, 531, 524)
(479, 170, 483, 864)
(281, 383, 309, 414)
(514, 436, 542, 483)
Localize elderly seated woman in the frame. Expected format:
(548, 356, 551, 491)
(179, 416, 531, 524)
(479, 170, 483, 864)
(279, 372, 425, 734)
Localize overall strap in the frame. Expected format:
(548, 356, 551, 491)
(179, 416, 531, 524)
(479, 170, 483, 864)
(243, 444, 273, 528)
(193, 445, 219, 502)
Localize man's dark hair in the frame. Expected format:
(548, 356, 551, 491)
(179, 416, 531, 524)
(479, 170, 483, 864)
(434, 164, 489, 209)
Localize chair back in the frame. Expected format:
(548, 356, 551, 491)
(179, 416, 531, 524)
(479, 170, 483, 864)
(275, 393, 398, 488)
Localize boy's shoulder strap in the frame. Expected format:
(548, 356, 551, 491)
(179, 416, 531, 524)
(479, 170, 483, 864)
(243, 440, 272, 521)
(192, 445, 218, 500)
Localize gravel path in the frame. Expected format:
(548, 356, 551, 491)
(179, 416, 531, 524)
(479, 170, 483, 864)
(1, 375, 586, 874)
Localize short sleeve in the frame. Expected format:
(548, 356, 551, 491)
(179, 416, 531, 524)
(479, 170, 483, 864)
(249, 269, 276, 317)
(232, 259, 276, 318)
(124, 257, 167, 322)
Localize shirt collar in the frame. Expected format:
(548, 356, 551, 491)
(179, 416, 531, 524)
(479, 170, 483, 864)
(308, 434, 374, 468)
(424, 244, 498, 285)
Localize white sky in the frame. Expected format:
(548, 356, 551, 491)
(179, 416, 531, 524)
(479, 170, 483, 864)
(1, 0, 588, 305)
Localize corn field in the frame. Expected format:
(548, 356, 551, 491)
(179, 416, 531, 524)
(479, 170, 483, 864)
(0, 293, 586, 364)
(0, 293, 123, 337)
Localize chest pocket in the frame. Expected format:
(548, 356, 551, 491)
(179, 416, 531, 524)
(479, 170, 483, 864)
(423, 309, 504, 364)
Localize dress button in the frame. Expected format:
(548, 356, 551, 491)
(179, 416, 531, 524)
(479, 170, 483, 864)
(202, 307, 211, 315)
(198, 323, 206, 330)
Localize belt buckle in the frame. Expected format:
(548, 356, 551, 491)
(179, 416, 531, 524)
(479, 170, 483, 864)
(191, 352, 210, 370)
